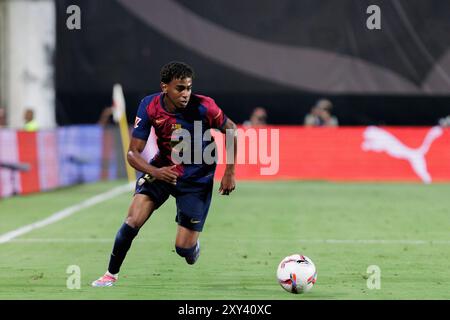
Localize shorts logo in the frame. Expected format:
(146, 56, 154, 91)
(134, 116, 142, 129)
(138, 174, 155, 186)
(190, 218, 201, 224)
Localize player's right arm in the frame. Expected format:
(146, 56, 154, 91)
(128, 96, 178, 185)
(127, 138, 178, 185)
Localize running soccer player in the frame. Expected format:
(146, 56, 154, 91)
(92, 61, 237, 287)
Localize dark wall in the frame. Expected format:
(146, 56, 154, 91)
(55, 0, 450, 126)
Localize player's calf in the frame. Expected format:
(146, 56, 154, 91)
(108, 223, 140, 274)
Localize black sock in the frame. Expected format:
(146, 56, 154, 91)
(175, 242, 200, 265)
(108, 223, 139, 274)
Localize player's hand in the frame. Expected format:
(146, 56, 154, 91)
(153, 165, 179, 185)
(219, 172, 235, 195)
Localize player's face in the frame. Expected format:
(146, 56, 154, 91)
(162, 77, 193, 109)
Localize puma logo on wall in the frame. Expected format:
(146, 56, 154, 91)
(362, 126, 443, 183)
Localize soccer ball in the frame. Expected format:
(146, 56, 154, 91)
(276, 254, 317, 294)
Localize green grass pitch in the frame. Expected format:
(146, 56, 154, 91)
(0, 180, 449, 299)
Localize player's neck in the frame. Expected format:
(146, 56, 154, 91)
(163, 94, 178, 113)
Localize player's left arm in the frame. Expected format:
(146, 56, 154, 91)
(218, 118, 237, 195)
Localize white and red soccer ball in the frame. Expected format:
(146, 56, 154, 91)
(276, 254, 317, 294)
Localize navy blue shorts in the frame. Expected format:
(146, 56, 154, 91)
(134, 174, 213, 232)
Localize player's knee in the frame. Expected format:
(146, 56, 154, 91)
(125, 216, 141, 229)
(126, 212, 151, 228)
(126, 195, 155, 228)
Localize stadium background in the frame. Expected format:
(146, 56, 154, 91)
(0, 0, 449, 301)
(55, 0, 450, 126)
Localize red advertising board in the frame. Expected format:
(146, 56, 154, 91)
(214, 126, 450, 183)
(1, 126, 449, 199)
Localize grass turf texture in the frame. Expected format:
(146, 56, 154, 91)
(0, 180, 449, 299)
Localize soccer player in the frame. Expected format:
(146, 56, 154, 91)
(92, 61, 237, 287)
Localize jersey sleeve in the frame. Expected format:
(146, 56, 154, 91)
(132, 97, 152, 141)
(204, 98, 227, 130)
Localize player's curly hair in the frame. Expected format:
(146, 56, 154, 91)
(160, 61, 195, 84)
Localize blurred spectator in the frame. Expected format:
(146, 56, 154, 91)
(23, 108, 39, 131)
(243, 107, 268, 127)
(304, 99, 338, 127)
(98, 106, 114, 126)
(0, 107, 6, 127)
(438, 115, 450, 127)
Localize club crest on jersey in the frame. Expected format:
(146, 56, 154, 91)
(171, 123, 182, 130)
(134, 117, 142, 129)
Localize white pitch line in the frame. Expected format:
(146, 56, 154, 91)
(0, 183, 133, 244)
(7, 238, 450, 245)
(9, 238, 115, 243)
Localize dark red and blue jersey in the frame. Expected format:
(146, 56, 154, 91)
(132, 93, 227, 185)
